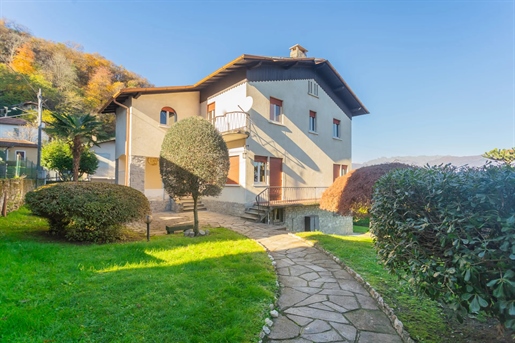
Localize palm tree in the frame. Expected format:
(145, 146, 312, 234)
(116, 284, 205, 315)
(45, 113, 105, 182)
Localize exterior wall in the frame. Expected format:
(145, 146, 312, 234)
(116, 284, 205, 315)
(6, 146, 37, 163)
(244, 79, 352, 204)
(115, 100, 129, 159)
(129, 155, 146, 193)
(284, 205, 353, 235)
(201, 198, 246, 217)
(131, 92, 200, 158)
(200, 81, 248, 119)
(90, 140, 115, 179)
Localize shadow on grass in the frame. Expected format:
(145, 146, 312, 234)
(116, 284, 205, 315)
(1, 210, 276, 343)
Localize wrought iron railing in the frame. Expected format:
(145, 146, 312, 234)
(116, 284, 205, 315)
(255, 186, 328, 210)
(211, 111, 249, 134)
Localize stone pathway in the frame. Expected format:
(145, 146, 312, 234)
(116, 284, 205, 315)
(147, 211, 403, 343)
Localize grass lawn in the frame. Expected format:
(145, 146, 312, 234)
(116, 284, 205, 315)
(0, 208, 277, 343)
(297, 231, 450, 343)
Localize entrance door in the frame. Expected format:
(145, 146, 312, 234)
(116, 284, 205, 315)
(269, 157, 282, 201)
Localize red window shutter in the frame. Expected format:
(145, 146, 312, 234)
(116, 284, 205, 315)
(207, 102, 215, 112)
(162, 106, 175, 113)
(270, 97, 283, 106)
(226, 155, 239, 185)
(309, 111, 316, 118)
(333, 164, 340, 181)
(254, 155, 268, 164)
(333, 118, 340, 125)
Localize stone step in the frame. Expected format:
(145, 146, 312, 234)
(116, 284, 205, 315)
(240, 214, 261, 222)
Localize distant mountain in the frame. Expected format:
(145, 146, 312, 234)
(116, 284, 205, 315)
(354, 155, 489, 169)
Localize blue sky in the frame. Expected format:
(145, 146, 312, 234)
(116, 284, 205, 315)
(1, 0, 513, 163)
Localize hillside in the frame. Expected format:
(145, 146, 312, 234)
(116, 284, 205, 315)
(0, 19, 152, 135)
(354, 155, 489, 169)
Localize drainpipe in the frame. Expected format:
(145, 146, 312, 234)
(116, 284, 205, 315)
(113, 98, 131, 186)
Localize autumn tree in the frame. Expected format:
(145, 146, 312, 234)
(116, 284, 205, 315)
(44, 113, 105, 182)
(320, 163, 413, 219)
(11, 41, 35, 74)
(0, 19, 29, 65)
(160, 117, 229, 235)
(482, 148, 515, 166)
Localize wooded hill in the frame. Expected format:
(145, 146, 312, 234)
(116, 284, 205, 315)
(0, 19, 152, 136)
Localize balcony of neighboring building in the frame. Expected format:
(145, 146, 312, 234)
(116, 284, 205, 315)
(210, 111, 249, 143)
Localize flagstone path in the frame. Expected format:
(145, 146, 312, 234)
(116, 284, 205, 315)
(147, 211, 404, 343)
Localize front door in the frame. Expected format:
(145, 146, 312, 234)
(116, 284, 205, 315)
(269, 157, 282, 201)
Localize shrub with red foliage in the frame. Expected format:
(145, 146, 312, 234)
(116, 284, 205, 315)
(320, 163, 413, 218)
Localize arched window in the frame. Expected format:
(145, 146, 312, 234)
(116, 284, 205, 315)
(160, 107, 177, 126)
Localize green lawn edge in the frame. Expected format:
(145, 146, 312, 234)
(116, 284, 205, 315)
(296, 230, 449, 343)
(1, 207, 277, 343)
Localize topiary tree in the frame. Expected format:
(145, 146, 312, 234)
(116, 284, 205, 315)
(319, 163, 412, 219)
(483, 147, 515, 166)
(42, 139, 98, 181)
(160, 116, 229, 236)
(25, 182, 150, 242)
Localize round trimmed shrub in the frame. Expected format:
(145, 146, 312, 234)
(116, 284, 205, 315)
(25, 182, 150, 242)
(371, 164, 515, 329)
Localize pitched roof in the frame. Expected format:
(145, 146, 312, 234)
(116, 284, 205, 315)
(0, 138, 37, 148)
(0, 117, 27, 126)
(99, 54, 369, 116)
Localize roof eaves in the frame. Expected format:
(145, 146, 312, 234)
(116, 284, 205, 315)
(322, 60, 369, 116)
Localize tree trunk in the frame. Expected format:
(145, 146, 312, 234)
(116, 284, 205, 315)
(72, 138, 81, 182)
(192, 193, 199, 236)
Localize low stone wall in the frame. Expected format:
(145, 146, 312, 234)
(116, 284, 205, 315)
(201, 198, 246, 217)
(284, 204, 352, 235)
(0, 179, 36, 215)
(149, 199, 172, 213)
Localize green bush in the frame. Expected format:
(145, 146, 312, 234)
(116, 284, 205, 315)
(25, 182, 150, 242)
(371, 164, 515, 329)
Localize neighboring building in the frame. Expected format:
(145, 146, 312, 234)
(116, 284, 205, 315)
(0, 138, 37, 162)
(0, 116, 48, 143)
(100, 45, 369, 234)
(89, 139, 116, 182)
(0, 138, 38, 178)
(0, 117, 28, 139)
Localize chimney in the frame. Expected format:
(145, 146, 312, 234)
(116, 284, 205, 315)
(289, 44, 308, 58)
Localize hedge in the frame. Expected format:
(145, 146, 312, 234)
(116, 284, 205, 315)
(25, 182, 150, 242)
(371, 164, 515, 329)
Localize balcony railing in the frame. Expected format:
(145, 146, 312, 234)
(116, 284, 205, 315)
(256, 186, 328, 209)
(211, 111, 249, 139)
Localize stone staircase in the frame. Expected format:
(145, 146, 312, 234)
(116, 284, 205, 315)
(240, 205, 269, 223)
(175, 197, 207, 213)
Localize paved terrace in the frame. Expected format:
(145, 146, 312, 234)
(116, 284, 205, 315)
(143, 211, 403, 343)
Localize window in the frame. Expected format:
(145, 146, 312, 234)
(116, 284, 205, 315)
(333, 118, 341, 138)
(15, 150, 26, 160)
(309, 111, 317, 132)
(308, 80, 319, 97)
(333, 164, 348, 181)
(160, 107, 177, 126)
(253, 156, 267, 183)
(226, 155, 239, 185)
(269, 97, 283, 123)
(207, 102, 215, 122)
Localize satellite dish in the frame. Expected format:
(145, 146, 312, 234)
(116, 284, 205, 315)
(238, 96, 253, 112)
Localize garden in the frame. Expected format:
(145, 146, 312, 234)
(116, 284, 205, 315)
(0, 207, 277, 343)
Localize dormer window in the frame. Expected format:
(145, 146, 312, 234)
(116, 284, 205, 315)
(160, 107, 177, 126)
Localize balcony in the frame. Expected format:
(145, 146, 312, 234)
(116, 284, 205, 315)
(211, 111, 250, 143)
(255, 186, 328, 208)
